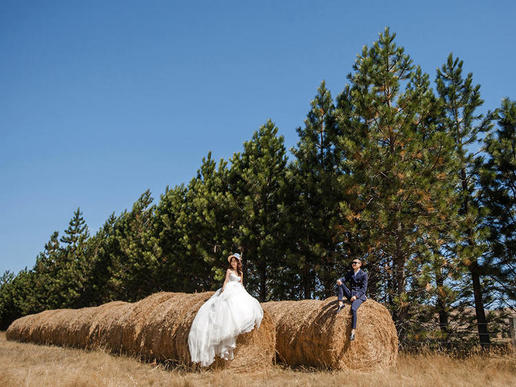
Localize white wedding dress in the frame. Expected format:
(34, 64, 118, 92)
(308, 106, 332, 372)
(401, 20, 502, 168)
(188, 272, 263, 366)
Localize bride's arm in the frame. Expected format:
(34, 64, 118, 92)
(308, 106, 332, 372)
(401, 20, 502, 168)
(221, 269, 230, 292)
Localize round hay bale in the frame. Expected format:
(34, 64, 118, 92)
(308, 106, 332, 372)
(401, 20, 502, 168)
(6, 292, 275, 371)
(118, 292, 275, 372)
(262, 297, 398, 370)
(64, 304, 109, 348)
(131, 292, 213, 363)
(5, 310, 43, 343)
(213, 310, 275, 372)
(119, 292, 177, 356)
(87, 301, 129, 351)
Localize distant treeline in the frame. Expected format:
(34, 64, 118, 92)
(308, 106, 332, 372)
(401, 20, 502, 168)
(1, 29, 514, 350)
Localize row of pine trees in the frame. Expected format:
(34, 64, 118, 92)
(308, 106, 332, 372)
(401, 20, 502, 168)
(1, 29, 514, 350)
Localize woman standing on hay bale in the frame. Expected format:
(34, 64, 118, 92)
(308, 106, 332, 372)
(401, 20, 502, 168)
(188, 253, 264, 367)
(336, 258, 368, 341)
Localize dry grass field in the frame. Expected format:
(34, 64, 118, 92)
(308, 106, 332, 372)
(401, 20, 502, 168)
(1, 332, 515, 387)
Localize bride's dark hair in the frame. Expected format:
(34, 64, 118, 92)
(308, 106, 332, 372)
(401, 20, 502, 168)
(228, 257, 243, 277)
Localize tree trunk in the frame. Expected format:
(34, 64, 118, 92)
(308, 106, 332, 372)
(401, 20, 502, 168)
(460, 166, 490, 348)
(438, 309, 449, 336)
(321, 252, 336, 299)
(435, 270, 449, 344)
(303, 262, 311, 299)
(259, 262, 267, 302)
(393, 231, 408, 341)
(367, 261, 379, 300)
(470, 261, 490, 349)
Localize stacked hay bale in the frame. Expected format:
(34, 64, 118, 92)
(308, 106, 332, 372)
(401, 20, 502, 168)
(262, 297, 398, 370)
(6, 292, 275, 371)
(7, 293, 396, 371)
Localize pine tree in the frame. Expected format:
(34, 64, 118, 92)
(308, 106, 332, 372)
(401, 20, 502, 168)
(61, 208, 88, 250)
(109, 191, 161, 301)
(0, 270, 16, 329)
(179, 153, 236, 292)
(32, 231, 62, 309)
(154, 184, 191, 292)
(0, 268, 39, 329)
(479, 98, 516, 306)
(290, 81, 343, 298)
(436, 54, 492, 348)
(335, 28, 458, 340)
(82, 213, 122, 304)
(58, 208, 91, 307)
(230, 120, 289, 301)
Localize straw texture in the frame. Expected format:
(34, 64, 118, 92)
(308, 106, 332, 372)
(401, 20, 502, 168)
(262, 297, 398, 370)
(6, 292, 275, 371)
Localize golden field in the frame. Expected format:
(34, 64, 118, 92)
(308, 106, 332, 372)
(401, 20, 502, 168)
(1, 332, 515, 387)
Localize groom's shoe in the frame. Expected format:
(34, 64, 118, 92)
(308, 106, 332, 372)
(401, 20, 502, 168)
(350, 332, 355, 341)
(336, 305, 344, 313)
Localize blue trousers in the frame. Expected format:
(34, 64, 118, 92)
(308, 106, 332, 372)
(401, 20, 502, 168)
(336, 283, 364, 329)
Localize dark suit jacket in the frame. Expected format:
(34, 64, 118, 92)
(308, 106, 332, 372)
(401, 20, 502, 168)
(339, 269, 368, 301)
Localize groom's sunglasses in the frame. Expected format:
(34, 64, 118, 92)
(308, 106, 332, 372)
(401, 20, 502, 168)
(352, 261, 360, 264)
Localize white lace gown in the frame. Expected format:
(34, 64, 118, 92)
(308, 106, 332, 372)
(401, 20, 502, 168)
(188, 272, 263, 366)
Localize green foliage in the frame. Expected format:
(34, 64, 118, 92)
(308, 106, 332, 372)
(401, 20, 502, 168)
(0, 271, 17, 330)
(107, 191, 161, 301)
(0, 29, 512, 352)
(154, 185, 191, 292)
(334, 28, 459, 339)
(479, 99, 516, 305)
(180, 154, 236, 292)
(289, 81, 344, 298)
(436, 53, 492, 347)
(230, 121, 289, 301)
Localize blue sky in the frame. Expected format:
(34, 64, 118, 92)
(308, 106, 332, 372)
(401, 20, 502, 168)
(1, 0, 515, 274)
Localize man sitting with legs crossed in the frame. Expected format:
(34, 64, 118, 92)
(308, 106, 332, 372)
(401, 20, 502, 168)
(336, 258, 368, 341)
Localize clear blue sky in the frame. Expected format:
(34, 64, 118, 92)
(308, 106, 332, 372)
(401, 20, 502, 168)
(1, 0, 514, 274)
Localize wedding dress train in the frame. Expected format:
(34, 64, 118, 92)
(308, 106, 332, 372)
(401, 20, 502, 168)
(188, 272, 263, 366)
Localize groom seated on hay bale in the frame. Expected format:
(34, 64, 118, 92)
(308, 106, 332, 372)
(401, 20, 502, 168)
(336, 258, 368, 341)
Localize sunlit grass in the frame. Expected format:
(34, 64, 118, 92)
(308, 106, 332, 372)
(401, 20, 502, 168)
(1, 331, 514, 386)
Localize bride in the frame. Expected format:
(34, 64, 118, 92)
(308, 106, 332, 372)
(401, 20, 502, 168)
(188, 253, 263, 367)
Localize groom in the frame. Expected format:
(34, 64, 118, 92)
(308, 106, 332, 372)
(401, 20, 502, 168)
(336, 258, 368, 341)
